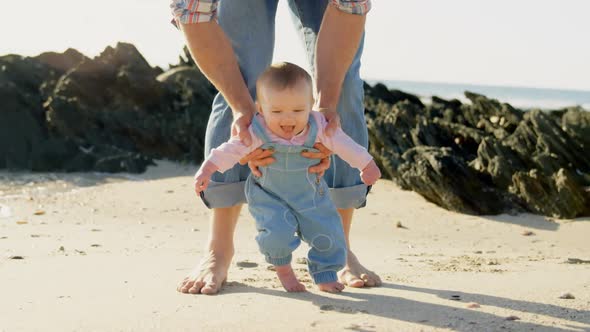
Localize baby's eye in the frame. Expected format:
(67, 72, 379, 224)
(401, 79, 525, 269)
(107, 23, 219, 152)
(294, 109, 304, 113)
(272, 110, 282, 114)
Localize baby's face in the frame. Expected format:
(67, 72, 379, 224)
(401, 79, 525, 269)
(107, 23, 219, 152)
(257, 80, 313, 140)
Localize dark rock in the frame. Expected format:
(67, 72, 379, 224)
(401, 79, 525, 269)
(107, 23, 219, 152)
(365, 82, 424, 107)
(34, 48, 88, 73)
(396, 146, 508, 214)
(365, 84, 589, 218)
(510, 168, 589, 218)
(45, 43, 212, 165)
(504, 110, 590, 175)
(471, 137, 526, 189)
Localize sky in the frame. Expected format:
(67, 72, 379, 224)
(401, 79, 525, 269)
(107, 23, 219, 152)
(1, 0, 589, 91)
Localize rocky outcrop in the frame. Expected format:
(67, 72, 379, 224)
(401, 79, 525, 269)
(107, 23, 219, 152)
(365, 86, 590, 218)
(1, 43, 214, 172)
(1, 43, 589, 218)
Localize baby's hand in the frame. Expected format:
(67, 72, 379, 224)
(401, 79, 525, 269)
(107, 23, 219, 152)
(193, 161, 218, 195)
(194, 171, 211, 194)
(360, 160, 381, 186)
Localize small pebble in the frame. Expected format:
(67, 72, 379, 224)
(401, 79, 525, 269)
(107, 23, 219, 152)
(34, 210, 46, 216)
(191, 228, 199, 232)
(396, 221, 403, 228)
(559, 293, 575, 299)
(450, 295, 461, 301)
(8, 256, 24, 260)
(522, 230, 534, 236)
(267, 265, 276, 271)
(505, 315, 520, 321)
(16, 221, 28, 225)
(236, 261, 258, 268)
(466, 302, 480, 308)
(473, 251, 483, 254)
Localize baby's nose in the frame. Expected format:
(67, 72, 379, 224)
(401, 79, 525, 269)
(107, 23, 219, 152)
(281, 117, 296, 125)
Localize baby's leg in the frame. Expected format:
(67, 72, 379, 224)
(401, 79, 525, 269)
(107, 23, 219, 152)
(297, 196, 348, 293)
(275, 264, 306, 292)
(248, 187, 304, 292)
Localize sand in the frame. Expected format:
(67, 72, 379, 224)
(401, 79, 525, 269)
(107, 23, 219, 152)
(1, 161, 589, 332)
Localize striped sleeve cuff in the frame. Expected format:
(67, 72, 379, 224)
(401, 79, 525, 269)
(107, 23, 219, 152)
(170, 0, 218, 24)
(330, 0, 372, 15)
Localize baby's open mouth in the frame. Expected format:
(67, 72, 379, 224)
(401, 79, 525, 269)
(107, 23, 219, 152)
(281, 126, 295, 132)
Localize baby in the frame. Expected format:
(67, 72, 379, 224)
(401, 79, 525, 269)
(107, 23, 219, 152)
(194, 62, 381, 293)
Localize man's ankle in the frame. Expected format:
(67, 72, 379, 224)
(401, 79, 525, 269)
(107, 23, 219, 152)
(205, 246, 235, 259)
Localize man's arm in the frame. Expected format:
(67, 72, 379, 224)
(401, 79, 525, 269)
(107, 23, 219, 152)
(179, 21, 255, 145)
(315, 2, 367, 136)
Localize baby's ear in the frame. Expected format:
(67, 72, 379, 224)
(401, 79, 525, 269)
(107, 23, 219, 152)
(255, 101, 264, 117)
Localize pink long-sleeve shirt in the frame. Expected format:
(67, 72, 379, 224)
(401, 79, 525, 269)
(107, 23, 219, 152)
(208, 111, 373, 173)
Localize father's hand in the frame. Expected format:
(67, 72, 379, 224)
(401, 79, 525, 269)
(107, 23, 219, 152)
(231, 112, 253, 146)
(239, 148, 275, 177)
(319, 108, 341, 137)
(301, 143, 332, 177)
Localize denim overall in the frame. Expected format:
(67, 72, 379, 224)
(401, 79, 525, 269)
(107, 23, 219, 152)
(245, 116, 346, 284)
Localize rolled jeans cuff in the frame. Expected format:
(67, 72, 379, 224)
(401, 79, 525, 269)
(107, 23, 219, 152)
(329, 184, 370, 209)
(312, 271, 338, 284)
(201, 181, 370, 210)
(200, 180, 246, 208)
(266, 254, 292, 267)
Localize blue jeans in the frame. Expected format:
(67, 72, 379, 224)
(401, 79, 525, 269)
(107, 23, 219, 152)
(202, 0, 368, 209)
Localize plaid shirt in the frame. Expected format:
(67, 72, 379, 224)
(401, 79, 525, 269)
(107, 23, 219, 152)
(171, 0, 371, 25)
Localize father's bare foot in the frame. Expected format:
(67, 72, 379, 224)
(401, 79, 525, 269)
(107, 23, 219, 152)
(275, 264, 306, 292)
(177, 250, 233, 295)
(318, 281, 345, 293)
(338, 250, 382, 288)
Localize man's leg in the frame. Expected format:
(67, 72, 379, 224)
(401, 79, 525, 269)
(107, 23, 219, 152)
(178, 0, 279, 295)
(338, 208, 382, 287)
(178, 205, 241, 294)
(287, 0, 381, 287)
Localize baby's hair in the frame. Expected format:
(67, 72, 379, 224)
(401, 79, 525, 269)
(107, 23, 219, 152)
(256, 62, 313, 101)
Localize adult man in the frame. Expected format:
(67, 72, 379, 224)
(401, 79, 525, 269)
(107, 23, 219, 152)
(172, 0, 381, 294)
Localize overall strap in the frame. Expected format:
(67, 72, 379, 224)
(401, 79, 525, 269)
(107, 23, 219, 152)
(303, 114, 319, 148)
(250, 114, 272, 143)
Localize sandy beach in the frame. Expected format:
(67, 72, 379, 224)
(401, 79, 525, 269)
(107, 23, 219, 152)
(1, 161, 589, 332)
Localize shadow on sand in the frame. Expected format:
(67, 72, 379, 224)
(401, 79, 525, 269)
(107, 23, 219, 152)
(221, 282, 590, 332)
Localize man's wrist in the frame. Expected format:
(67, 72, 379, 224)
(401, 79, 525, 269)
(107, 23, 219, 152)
(232, 102, 256, 117)
(317, 107, 336, 113)
(233, 109, 254, 118)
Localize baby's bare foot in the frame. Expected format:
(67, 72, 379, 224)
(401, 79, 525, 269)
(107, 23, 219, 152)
(275, 265, 306, 292)
(338, 250, 382, 288)
(318, 281, 345, 293)
(177, 250, 232, 295)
